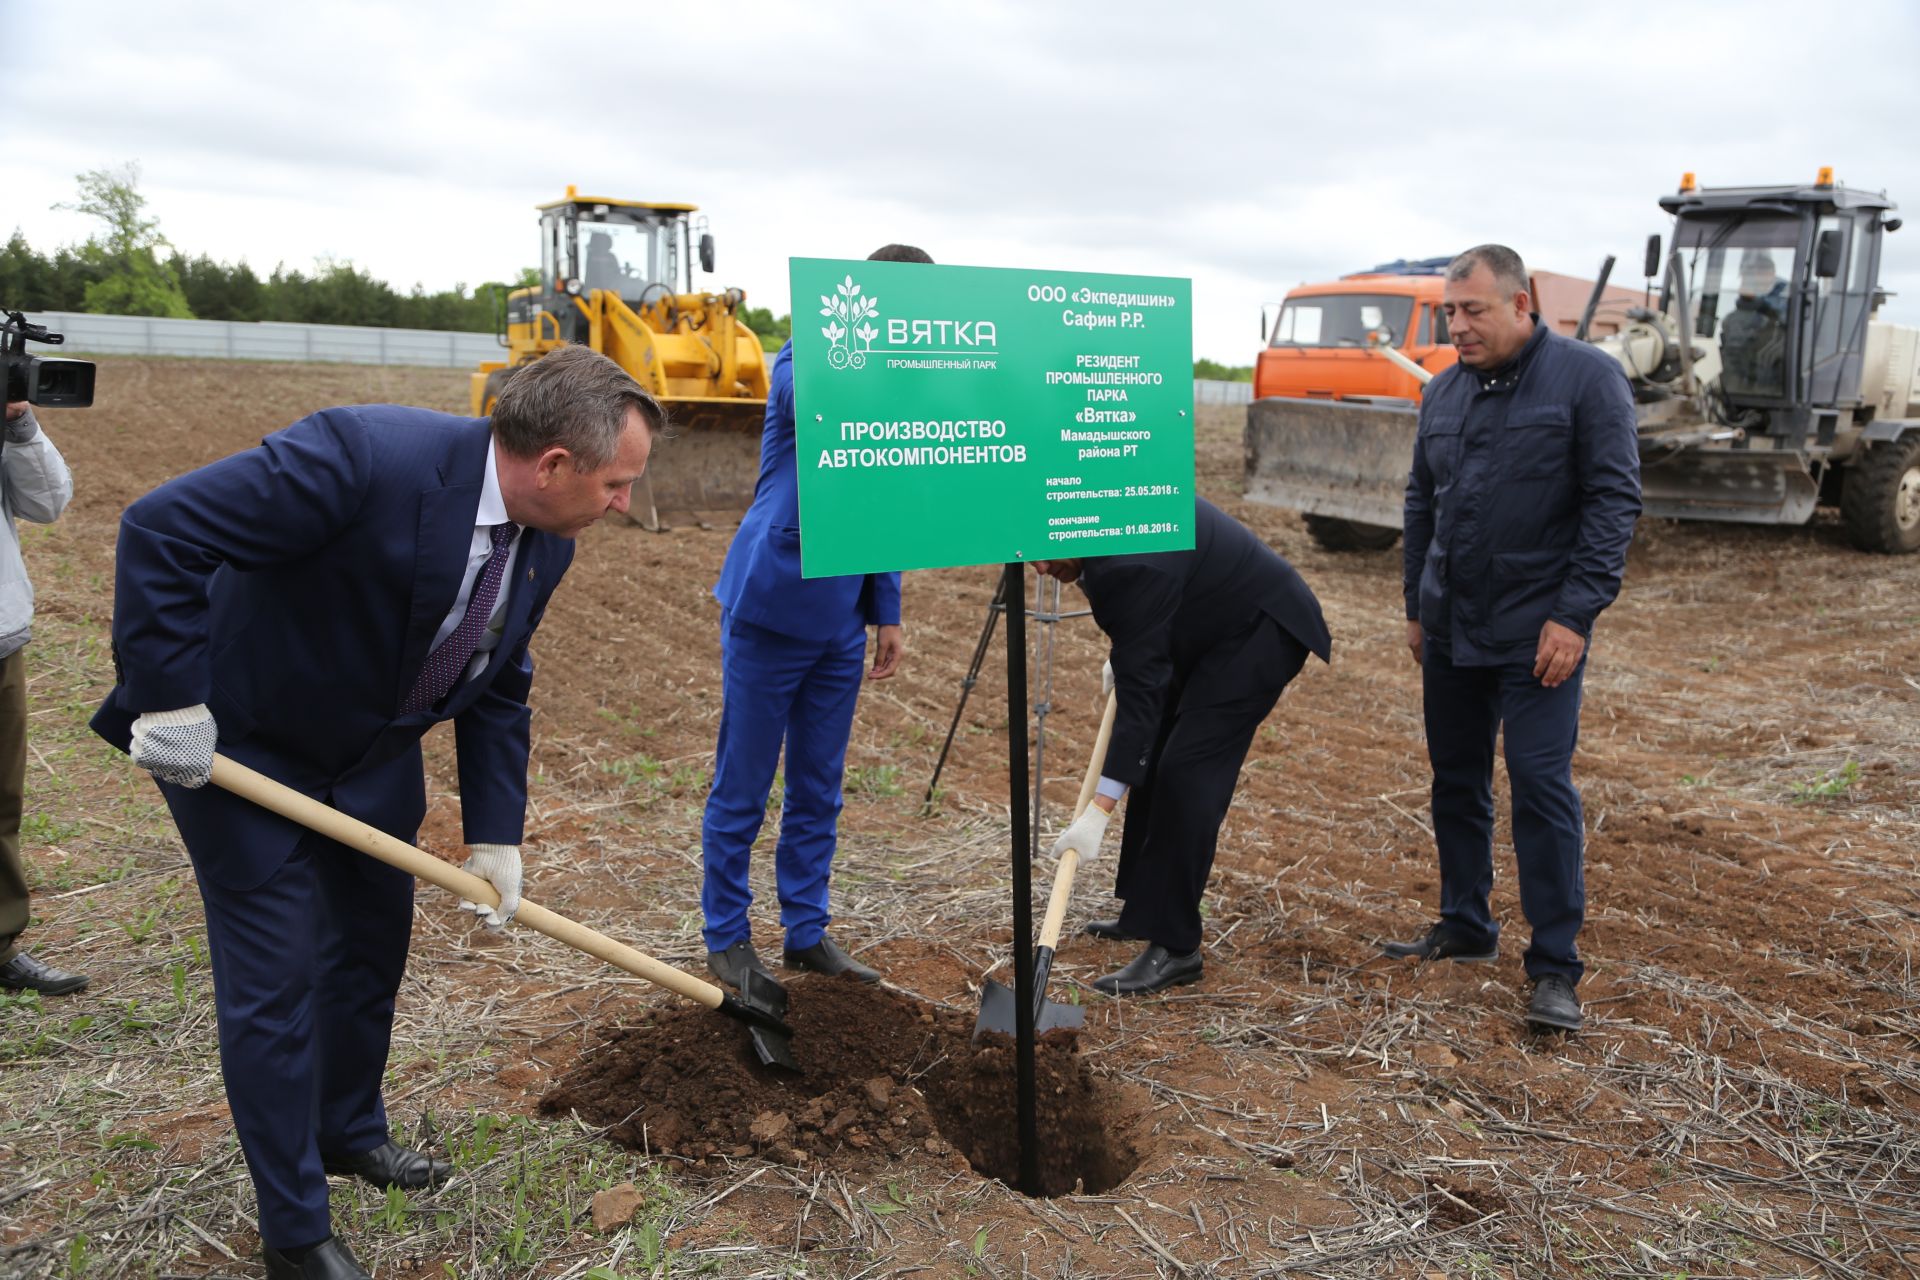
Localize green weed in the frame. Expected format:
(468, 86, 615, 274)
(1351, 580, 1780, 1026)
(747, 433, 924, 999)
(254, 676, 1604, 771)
(1792, 761, 1859, 803)
(845, 764, 904, 798)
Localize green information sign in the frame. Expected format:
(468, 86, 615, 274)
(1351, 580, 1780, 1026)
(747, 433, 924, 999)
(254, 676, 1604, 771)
(788, 258, 1195, 577)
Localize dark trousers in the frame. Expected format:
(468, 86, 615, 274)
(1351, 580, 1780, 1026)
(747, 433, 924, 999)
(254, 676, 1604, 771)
(1422, 640, 1587, 983)
(700, 612, 867, 953)
(1114, 618, 1309, 954)
(0, 649, 28, 963)
(190, 827, 415, 1248)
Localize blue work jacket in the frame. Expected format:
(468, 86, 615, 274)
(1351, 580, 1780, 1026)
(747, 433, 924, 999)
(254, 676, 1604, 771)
(1402, 322, 1641, 665)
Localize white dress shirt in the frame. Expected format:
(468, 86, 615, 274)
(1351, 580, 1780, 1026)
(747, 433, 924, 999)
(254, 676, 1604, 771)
(428, 438, 524, 684)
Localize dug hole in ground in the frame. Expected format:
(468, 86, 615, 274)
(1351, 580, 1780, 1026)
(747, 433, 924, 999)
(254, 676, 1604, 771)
(2, 358, 1918, 1278)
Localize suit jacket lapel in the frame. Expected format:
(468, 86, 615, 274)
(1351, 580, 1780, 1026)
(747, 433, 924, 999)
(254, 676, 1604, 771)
(396, 424, 492, 710)
(497, 530, 544, 651)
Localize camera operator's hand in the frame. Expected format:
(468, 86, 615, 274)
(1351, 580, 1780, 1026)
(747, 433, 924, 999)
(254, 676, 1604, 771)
(5, 402, 26, 422)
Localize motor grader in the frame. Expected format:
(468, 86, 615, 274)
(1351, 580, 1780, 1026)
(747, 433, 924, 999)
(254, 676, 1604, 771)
(472, 187, 769, 528)
(1245, 171, 1920, 554)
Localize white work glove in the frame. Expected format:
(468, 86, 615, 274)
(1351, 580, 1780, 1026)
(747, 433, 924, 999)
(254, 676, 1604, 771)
(1101, 659, 1115, 698)
(459, 843, 522, 931)
(129, 704, 218, 788)
(1050, 805, 1112, 865)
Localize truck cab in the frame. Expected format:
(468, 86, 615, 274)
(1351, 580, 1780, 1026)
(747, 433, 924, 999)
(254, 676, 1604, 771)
(1254, 262, 1454, 406)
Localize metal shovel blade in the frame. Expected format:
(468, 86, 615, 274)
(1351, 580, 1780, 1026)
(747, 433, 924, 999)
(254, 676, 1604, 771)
(720, 968, 801, 1073)
(973, 975, 1085, 1041)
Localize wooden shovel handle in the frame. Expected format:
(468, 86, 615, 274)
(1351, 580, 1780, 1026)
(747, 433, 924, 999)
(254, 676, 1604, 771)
(1037, 689, 1118, 951)
(208, 754, 725, 1011)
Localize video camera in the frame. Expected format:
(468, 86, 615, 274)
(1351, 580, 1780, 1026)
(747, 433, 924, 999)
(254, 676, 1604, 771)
(3, 311, 95, 409)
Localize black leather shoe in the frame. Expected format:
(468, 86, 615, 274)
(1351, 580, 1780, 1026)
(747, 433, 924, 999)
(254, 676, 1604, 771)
(1081, 917, 1140, 942)
(1527, 974, 1583, 1032)
(0, 951, 89, 996)
(707, 939, 776, 991)
(1092, 943, 1203, 996)
(263, 1235, 372, 1280)
(1381, 923, 1497, 963)
(783, 934, 880, 983)
(322, 1140, 451, 1191)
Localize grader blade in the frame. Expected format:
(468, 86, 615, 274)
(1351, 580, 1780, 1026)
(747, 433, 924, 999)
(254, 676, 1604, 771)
(1244, 397, 1418, 531)
(1638, 445, 1821, 524)
(631, 396, 768, 530)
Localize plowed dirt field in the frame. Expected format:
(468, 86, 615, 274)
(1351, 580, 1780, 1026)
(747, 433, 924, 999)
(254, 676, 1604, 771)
(2, 358, 1917, 1278)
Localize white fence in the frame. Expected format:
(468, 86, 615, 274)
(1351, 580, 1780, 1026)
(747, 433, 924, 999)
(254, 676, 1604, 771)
(1194, 378, 1253, 405)
(24, 311, 502, 369)
(27, 310, 1260, 402)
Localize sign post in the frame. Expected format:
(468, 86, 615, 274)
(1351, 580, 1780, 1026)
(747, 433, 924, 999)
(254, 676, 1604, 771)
(789, 258, 1193, 1194)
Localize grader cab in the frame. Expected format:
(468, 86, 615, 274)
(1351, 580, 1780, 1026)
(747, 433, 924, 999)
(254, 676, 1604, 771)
(472, 188, 770, 528)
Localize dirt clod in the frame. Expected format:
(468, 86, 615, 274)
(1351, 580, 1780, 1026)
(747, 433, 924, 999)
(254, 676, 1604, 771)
(589, 1181, 643, 1232)
(540, 973, 1136, 1196)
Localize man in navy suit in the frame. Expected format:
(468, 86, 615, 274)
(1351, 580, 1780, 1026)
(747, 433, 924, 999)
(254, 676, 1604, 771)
(92, 346, 662, 1280)
(699, 245, 921, 991)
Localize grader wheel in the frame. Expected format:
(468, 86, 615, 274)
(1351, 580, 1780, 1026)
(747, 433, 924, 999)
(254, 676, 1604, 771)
(1840, 434, 1920, 554)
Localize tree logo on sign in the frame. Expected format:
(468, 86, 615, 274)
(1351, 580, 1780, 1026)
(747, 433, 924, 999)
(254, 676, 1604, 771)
(820, 275, 880, 370)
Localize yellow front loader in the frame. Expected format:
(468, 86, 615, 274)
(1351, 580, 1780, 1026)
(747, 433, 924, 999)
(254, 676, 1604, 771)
(472, 188, 769, 528)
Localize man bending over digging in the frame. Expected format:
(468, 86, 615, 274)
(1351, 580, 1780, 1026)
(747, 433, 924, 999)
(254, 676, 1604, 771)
(94, 347, 662, 1280)
(1033, 497, 1331, 995)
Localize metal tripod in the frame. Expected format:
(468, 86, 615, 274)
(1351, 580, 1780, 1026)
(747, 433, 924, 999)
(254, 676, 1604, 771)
(923, 569, 1090, 841)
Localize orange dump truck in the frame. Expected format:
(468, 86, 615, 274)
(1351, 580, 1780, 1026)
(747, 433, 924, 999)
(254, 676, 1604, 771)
(1254, 259, 1647, 406)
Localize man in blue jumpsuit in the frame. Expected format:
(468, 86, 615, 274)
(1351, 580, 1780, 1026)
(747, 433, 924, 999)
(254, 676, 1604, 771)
(1387, 244, 1640, 1033)
(700, 245, 920, 990)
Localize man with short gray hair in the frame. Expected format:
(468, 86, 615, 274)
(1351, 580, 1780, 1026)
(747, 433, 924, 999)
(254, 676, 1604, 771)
(91, 344, 660, 1280)
(1384, 244, 1640, 1034)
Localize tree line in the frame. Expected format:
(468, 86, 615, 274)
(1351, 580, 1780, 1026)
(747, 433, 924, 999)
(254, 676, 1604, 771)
(5, 165, 1250, 376)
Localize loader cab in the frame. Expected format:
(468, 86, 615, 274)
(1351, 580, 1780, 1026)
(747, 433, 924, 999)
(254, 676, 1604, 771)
(508, 191, 710, 344)
(539, 195, 699, 305)
(1661, 178, 1893, 421)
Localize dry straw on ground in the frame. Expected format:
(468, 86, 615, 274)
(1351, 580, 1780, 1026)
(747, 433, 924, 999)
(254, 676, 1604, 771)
(2, 367, 1917, 1277)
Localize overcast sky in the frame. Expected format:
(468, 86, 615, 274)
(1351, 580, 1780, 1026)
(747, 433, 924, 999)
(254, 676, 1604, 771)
(5, 0, 1917, 362)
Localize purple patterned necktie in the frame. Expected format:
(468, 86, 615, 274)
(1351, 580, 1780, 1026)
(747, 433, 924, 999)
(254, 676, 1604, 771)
(403, 522, 519, 714)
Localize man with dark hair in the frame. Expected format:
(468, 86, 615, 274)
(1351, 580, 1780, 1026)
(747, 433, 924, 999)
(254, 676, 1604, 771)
(92, 343, 660, 1280)
(1034, 498, 1331, 996)
(1387, 244, 1641, 1034)
(1719, 250, 1788, 398)
(0, 397, 84, 997)
(584, 230, 626, 295)
(698, 244, 924, 990)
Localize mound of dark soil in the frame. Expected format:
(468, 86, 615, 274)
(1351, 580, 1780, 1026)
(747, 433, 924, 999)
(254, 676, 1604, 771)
(539, 973, 1135, 1196)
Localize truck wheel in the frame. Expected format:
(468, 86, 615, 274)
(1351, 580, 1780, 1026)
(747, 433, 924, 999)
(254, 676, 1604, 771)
(1840, 434, 1920, 554)
(1303, 514, 1402, 552)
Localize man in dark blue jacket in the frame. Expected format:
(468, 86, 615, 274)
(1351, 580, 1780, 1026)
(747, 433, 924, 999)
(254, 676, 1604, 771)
(699, 245, 915, 991)
(93, 347, 661, 1280)
(1386, 245, 1640, 1034)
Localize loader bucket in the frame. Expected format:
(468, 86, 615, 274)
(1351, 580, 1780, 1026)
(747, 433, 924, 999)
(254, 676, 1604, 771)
(1244, 397, 1419, 530)
(631, 395, 768, 530)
